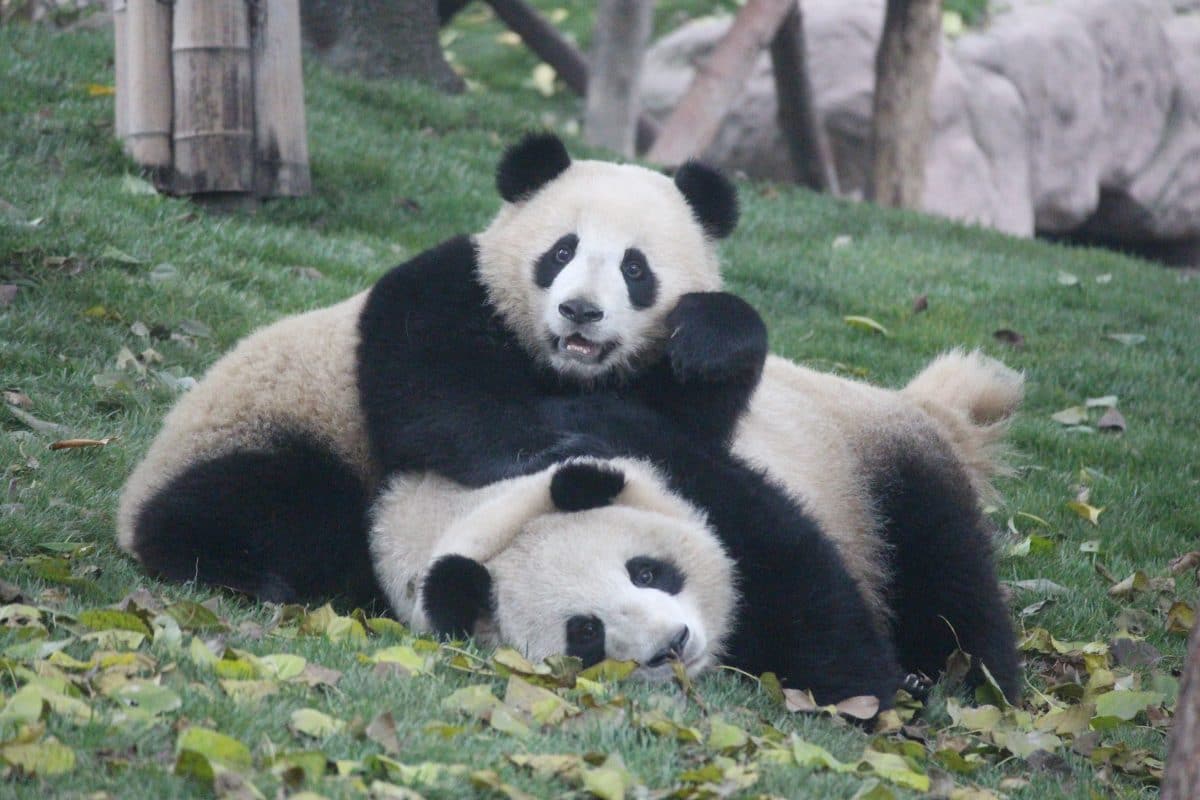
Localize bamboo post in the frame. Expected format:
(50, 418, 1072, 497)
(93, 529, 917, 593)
(251, 0, 311, 196)
(112, 0, 173, 171)
(645, 0, 795, 167)
(171, 0, 255, 195)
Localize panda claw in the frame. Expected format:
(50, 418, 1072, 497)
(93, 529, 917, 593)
(901, 672, 933, 701)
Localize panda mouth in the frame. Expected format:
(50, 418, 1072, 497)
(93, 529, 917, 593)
(556, 333, 617, 364)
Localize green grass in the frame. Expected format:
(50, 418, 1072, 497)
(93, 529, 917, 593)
(2, 12, 1199, 800)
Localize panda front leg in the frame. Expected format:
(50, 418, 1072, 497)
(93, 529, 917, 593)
(635, 291, 768, 445)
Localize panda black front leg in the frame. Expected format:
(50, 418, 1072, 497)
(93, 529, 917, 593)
(636, 292, 768, 445)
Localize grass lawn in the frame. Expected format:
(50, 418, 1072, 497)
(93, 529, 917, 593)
(2, 8, 1199, 799)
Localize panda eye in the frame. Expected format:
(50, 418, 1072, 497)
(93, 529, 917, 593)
(621, 259, 645, 280)
(555, 246, 573, 264)
(633, 565, 656, 587)
(627, 556, 684, 595)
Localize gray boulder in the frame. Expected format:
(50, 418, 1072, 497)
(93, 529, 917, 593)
(641, 0, 1200, 243)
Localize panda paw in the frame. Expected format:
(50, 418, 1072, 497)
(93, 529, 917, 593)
(550, 461, 626, 511)
(901, 672, 933, 702)
(666, 292, 768, 383)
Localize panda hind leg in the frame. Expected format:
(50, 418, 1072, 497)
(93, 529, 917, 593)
(871, 443, 1021, 703)
(130, 434, 383, 610)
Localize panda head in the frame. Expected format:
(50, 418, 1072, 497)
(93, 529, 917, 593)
(475, 132, 739, 383)
(420, 460, 736, 679)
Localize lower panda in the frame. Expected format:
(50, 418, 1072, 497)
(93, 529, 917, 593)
(370, 350, 1023, 702)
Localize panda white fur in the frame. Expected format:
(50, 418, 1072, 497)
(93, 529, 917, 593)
(369, 457, 736, 680)
(366, 350, 1023, 699)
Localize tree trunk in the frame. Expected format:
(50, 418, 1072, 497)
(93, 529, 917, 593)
(645, 0, 795, 167)
(768, 4, 837, 192)
(867, 0, 941, 208)
(584, 0, 654, 157)
(1164, 619, 1200, 800)
(300, 0, 463, 92)
(485, 0, 659, 152)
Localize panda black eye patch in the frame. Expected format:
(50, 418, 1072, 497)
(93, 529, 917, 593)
(621, 248, 658, 309)
(534, 234, 579, 288)
(565, 614, 606, 667)
(626, 556, 684, 595)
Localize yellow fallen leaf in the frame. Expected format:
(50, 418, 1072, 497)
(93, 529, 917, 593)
(86, 83, 115, 96)
(843, 315, 889, 336)
(47, 436, 117, 450)
(531, 63, 557, 97)
(1066, 500, 1104, 525)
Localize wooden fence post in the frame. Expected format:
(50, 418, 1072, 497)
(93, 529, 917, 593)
(112, 0, 173, 172)
(171, 0, 255, 194)
(112, 0, 311, 198)
(251, 0, 312, 196)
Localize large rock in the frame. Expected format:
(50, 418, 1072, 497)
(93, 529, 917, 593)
(641, 0, 1200, 244)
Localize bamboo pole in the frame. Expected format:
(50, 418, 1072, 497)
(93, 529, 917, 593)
(645, 0, 795, 167)
(113, 0, 173, 170)
(171, 0, 254, 194)
(250, 0, 311, 196)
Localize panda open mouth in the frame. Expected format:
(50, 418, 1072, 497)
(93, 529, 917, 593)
(556, 333, 617, 364)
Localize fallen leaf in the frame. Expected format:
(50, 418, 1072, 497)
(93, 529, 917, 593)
(289, 708, 345, 739)
(1109, 639, 1161, 668)
(120, 174, 157, 195)
(496, 31, 522, 46)
(1, 739, 76, 776)
(843, 315, 889, 336)
(1007, 579, 1070, 595)
(99, 244, 143, 264)
(365, 711, 402, 754)
(1107, 571, 1149, 598)
(86, 83, 115, 96)
(530, 63, 557, 96)
(1091, 690, 1163, 723)
(0, 284, 17, 306)
(1066, 501, 1104, 525)
(1056, 271, 1080, 286)
(580, 753, 634, 800)
(1169, 551, 1200, 576)
(1097, 407, 1126, 432)
(3, 389, 32, 408)
(912, 294, 928, 313)
(5, 404, 69, 436)
(1166, 601, 1195, 636)
(47, 437, 117, 451)
(1086, 395, 1118, 408)
(176, 726, 252, 772)
(1106, 333, 1146, 346)
(992, 329, 1024, 348)
(1051, 406, 1089, 426)
(832, 235, 852, 248)
(288, 267, 324, 281)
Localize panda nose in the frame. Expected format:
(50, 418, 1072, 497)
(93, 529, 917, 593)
(646, 626, 690, 668)
(558, 299, 604, 324)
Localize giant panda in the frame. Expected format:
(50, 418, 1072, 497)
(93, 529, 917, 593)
(368, 350, 1023, 702)
(116, 132, 761, 610)
(118, 132, 902, 707)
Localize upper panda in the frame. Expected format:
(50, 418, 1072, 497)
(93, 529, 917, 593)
(117, 132, 763, 604)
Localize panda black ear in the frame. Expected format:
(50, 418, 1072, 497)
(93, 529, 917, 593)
(550, 461, 626, 511)
(674, 160, 739, 239)
(423, 554, 494, 638)
(496, 132, 572, 203)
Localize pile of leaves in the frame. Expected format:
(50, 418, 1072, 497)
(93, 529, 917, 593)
(2, 550, 1192, 799)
